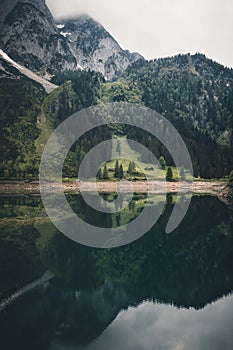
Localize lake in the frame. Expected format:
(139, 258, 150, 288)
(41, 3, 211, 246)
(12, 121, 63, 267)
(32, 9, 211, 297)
(0, 193, 233, 350)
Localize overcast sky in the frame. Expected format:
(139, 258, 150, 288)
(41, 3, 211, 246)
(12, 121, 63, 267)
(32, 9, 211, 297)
(46, 0, 233, 68)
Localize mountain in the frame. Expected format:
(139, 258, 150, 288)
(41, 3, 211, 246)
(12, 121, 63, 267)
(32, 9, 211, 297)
(1, 53, 232, 179)
(0, 0, 50, 30)
(41, 55, 233, 179)
(56, 15, 144, 80)
(125, 53, 233, 146)
(0, 0, 78, 73)
(0, 1, 143, 79)
(0, 2, 232, 179)
(122, 53, 233, 177)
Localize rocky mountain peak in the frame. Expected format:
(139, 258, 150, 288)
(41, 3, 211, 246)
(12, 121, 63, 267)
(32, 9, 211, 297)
(0, 1, 143, 79)
(0, 0, 78, 73)
(56, 15, 144, 80)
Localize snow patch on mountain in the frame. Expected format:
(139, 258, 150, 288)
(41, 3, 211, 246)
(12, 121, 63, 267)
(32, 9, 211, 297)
(0, 2, 143, 80)
(0, 49, 58, 94)
(0, 49, 23, 70)
(60, 31, 71, 38)
(56, 24, 65, 29)
(57, 15, 144, 80)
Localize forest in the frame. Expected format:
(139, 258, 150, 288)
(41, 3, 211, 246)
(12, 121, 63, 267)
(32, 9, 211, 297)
(0, 53, 233, 179)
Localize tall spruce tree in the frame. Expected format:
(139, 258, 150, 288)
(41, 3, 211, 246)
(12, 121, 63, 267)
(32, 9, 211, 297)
(115, 160, 120, 178)
(119, 164, 124, 179)
(159, 156, 166, 170)
(103, 165, 108, 180)
(166, 167, 173, 181)
(97, 167, 102, 180)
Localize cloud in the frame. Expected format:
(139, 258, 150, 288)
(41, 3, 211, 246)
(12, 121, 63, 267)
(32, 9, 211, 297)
(85, 295, 233, 350)
(46, 0, 233, 67)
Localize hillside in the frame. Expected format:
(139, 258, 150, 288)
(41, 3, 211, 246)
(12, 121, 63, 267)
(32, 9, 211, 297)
(36, 55, 233, 179)
(1, 53, 233, 179)
(123, 53, 233, 178)
(0, 77, 46, 178)
(0, 2, 232, 180)
(125, 54, 233, 145)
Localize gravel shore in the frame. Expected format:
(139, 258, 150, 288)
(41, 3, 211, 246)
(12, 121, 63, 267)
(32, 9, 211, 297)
(0, 181, 226, 196)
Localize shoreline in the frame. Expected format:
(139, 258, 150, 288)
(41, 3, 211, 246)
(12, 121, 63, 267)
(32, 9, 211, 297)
(0, 181, 226, 196)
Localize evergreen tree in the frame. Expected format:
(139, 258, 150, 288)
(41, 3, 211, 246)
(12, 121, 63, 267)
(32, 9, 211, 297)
(119, 164, 124, 179)
(114, 160, 120, 178)
(97, 167, 102, 180)
(128, 161, 132, 175)
(159, 156, 166, 170)
(103, 165, 108, 180)
(166, 167, 173, 181)
(128, 161, 136, 176)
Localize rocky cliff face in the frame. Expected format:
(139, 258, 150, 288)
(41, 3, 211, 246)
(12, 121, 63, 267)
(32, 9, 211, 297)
(0, 0, 51, 30)
(56, 15, 144, 80)
(0, 1, 143, 79)
(0, 0, 78, 73)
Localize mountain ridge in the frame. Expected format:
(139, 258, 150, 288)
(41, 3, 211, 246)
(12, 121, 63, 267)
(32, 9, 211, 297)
(0, 1, 143, 79)
(0, 0, 78, 73)
(55, 15, 144, 80)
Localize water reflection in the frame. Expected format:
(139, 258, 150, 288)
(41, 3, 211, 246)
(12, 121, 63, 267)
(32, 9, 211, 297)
(0, 194, 232, 349)
(80, 295, 233, 350)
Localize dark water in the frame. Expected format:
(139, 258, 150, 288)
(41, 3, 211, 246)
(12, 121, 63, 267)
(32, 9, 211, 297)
(0, 194, 233, 350)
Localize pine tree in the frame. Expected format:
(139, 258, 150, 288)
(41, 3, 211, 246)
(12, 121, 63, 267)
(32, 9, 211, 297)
(128, 161, 135, 176)
(166, 167, 173, 181)
(103, 165, 108, 180)
(97, 167, 102, 180)
(128, 161, 132, 175)
(114, 160, 120, 178)
(133, 161, 136, 173)
(119, 164, 124, 179)
(159, 156, 166, 170)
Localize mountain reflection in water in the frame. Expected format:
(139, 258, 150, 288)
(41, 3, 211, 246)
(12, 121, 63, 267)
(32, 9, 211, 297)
(0, 194, 232, 350)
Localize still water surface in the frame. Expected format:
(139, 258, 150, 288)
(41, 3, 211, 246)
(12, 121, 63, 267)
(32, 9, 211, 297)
(0, 193, 233, 350)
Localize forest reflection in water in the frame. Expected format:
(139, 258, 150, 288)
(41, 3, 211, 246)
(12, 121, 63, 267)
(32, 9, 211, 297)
(0, 193, 232, 349)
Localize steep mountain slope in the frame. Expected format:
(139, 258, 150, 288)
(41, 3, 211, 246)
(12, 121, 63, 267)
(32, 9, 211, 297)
(1, 55, 232, 179)
(0, 1, 143, 79)
(39, 71, 112, 177)
(0, 0, 78, 73)
(0, 0, 51, 30)
(0, 77, 46, 178)
(125, 53, 233, 146)
(39, 59, 233, 179)
(122, 54, 233, 177)
(56, 15, 144, 80)
(0, 49, 57, 93)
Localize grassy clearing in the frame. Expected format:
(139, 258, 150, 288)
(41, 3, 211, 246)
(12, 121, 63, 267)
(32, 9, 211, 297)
(96, 136, 186, 181)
